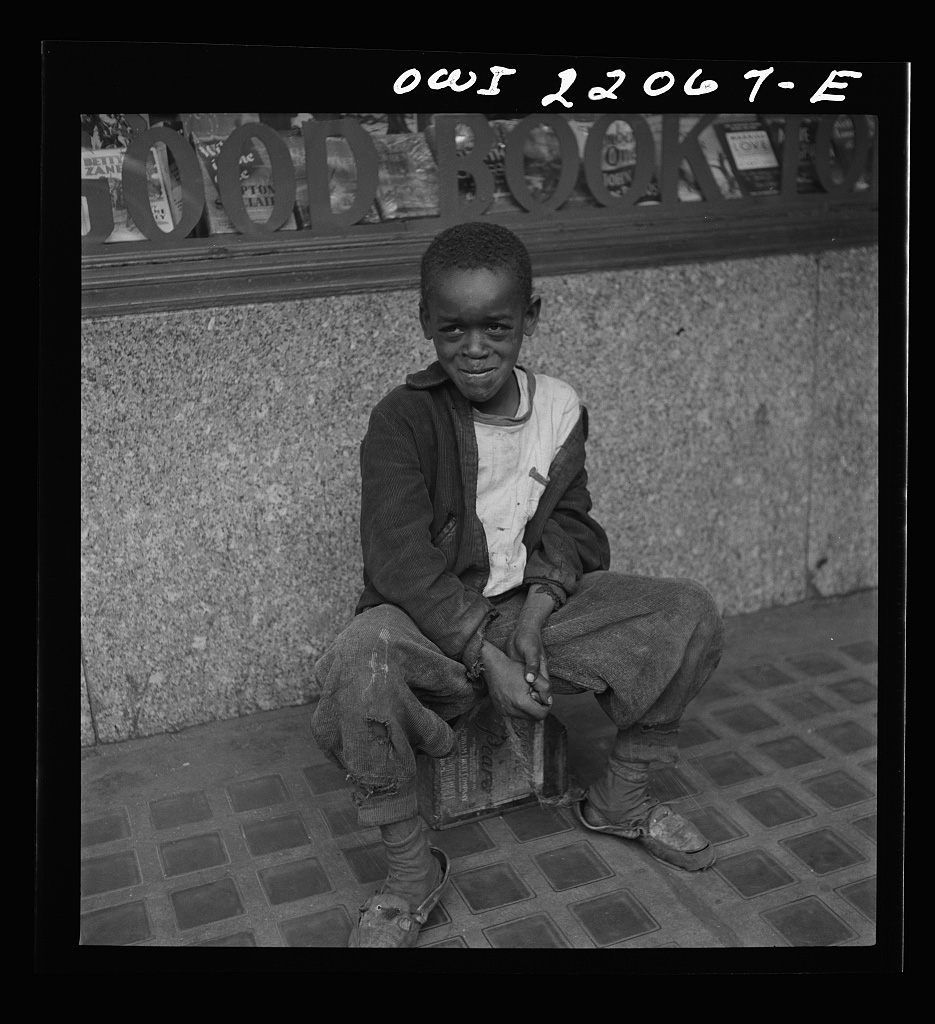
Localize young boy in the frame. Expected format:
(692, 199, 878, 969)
(311, 221, 724, 948)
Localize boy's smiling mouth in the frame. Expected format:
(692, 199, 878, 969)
(461, 367, 499, 387)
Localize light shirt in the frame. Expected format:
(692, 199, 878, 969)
(472, 368, 580, 597)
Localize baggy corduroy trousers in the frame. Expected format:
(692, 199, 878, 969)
(310, 571, 724, 826)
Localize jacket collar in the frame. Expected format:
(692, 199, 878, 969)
(406, 361, 450, 390)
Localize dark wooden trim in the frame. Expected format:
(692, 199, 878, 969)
(81, 193, 877, 318)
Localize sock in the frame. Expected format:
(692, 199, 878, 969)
(379, 817, 441, 909)
(586, 758, 659, 827)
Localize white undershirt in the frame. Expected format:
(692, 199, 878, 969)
(473, 368, 580, 597)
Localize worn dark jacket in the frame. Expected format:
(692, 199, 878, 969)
(356, 360, 611, 673)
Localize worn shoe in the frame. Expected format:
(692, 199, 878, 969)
(574, 796, 715, 871)
(348, 847, 451, 947)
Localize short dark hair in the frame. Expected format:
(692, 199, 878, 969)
(420, 221, 533, 304)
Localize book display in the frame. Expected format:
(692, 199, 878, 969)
(679, 116, 743, 201)
(80, 136, 176, 243)
(80, 113, 147, 151)
(373, 132, 439, 220)
(713, 116, 783, 197)
(82, 111, 876, 242)
(183, 114, 299, 235)
(583, 116, 659, 205)
(79, 111, 879, 315)
(763, 115, 824, 195)
(830, 114, 876, 191)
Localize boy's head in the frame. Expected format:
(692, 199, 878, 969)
(419, 223, 541, 417)
(419, 221, 533, 306)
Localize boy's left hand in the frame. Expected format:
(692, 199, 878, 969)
(506, 625, 552, 707)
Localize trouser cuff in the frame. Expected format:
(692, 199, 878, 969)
(611, 722, 681, 766)
(353, 780, 420, 828)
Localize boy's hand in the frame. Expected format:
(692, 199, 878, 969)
(481, 641, 551, 721)
(505, 625, 552, 708)
(503, 585, 556, 708)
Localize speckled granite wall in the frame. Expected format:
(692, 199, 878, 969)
(806, 249, 879, 598)
(81, 659, 95, 746)
(81, 247, 878, 743)
(529, 258, 818, 613)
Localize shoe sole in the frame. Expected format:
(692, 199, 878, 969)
(573, 799, 716, 872)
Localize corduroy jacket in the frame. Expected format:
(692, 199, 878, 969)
(356, 360, 611, 675)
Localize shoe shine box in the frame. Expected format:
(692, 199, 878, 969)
(416, 698, 568, 829)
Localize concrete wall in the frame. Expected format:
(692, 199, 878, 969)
(80, 246, 878, 745)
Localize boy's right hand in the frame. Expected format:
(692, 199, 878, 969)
(480, 641, 551, 722)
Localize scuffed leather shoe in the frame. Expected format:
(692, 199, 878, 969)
(575, 797, 716, 871)
(349, 847, 450, 947)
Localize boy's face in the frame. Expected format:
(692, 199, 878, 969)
(420, 267, 541, 417)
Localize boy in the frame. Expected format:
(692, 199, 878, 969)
(311, 222, 723, 948)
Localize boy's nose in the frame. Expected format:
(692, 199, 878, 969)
(462, 330, 489, 356)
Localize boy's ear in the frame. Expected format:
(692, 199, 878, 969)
(524, 293, 542, 337)
(418, 299, 432, 340)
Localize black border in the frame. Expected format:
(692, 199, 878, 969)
(41, 46, 907, 974)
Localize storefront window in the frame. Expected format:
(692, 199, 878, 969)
(80, 112, 878, 315)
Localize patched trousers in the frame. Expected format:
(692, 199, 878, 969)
(310, 571, 723, 826)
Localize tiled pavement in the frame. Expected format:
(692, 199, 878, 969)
(76, 589, 900, 956)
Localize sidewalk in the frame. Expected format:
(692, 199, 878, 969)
(79, 590, 882, 949)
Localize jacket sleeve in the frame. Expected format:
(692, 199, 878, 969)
(359, 402, 497, 668)
(522, 415, 611, 606)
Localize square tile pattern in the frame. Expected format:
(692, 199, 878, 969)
(303, 763, 351, 795)
(836, 877, 877, 923)
(81, 810, 131, 848)
(279, 906, 353, 947)
(170, 876, 245, 931)
(343, 841, 389, 885)
(780, 828, 868, 876)
(257, 857, 333, 906)
(571, 889, 660, 946)
(227, 775, 290, 813)
(452, 862, 534, 914)
(853, 814, 877, 844)
(755, 736, 825, 769)
(242, 813, 311, 856)
(193, 930, 258, 947)
(697, 750, 764, 787)
(159, 832, 228, 877)
(80, 850, 142, 897)
(534, 841, 614, 891)
(80, 900, 151, 946)
(761, 896, 857, 946)
(651, 765, 703, 801)
(712, 705, 780, 735)
(149, 790, 212, 830)
(715, 849, 797, 899)
(80, 596, 879, 947)
(736, 787, 815, 829)
(802, 771, 873, 810)
(770, 690, 836, 721)
(484, 912, 571, 948)
(682, 805, 748, 846)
